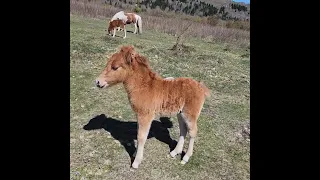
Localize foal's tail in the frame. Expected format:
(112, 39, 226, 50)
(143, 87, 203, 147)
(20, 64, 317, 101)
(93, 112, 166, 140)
(137, 16, 142, 34)
(200, 81, 211, 98)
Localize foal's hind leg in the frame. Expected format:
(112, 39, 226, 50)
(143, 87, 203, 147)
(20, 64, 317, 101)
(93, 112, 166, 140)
(170, 113, 187, 158)
(180, 110, 201, 165)
(133, 23, 137, 34)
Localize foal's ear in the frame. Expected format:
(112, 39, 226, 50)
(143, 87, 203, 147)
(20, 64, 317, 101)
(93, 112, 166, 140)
(125, 49, 136, 65)
(121, 46, 135, 65)
(120, 45, 134, 52)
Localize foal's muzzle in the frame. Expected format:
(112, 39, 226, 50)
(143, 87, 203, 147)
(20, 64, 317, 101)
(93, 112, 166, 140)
(95, 80, 105, 88)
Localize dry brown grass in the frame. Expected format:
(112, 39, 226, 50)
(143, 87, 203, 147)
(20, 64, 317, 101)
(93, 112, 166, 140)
(226, 20, 250, 31)
(142, 15, 249, 46)
(70, 0, 122, 18)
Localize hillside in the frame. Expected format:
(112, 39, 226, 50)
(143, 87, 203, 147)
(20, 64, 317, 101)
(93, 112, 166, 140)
(201, 0, 229, 5)
(103, 0, 250, 20)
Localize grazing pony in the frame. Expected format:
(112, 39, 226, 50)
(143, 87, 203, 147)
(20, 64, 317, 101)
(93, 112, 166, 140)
(107, 20, 127, 39)
(95, 46, 210, 169)
(109, 11, 142, 34)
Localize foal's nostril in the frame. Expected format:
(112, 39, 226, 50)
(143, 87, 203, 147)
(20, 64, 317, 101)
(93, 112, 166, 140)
(95, 80, 100, 87)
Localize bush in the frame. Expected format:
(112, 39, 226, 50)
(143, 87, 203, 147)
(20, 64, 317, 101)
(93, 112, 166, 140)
(134, 6, 142, 13)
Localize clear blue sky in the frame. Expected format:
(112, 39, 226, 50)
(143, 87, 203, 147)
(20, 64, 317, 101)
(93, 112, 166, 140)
(232, 0, 250, 4)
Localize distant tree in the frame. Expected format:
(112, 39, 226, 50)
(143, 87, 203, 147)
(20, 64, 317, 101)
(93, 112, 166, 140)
(191, 8, 195, 15)
(213, 7, 218, 14)
(222, 12, 228, 20)
(219, 6, 225, 14)
(194, 3, 198, 11)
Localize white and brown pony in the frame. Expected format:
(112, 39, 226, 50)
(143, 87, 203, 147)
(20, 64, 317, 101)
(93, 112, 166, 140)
(95, 46, 210, 169)
(109, 11, 142, 35)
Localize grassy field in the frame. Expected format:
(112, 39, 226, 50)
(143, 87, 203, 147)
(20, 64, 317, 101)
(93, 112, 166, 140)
(70, 14, 250, 180)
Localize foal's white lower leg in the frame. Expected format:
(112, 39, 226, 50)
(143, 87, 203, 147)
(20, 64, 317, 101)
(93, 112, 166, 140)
(112, 29, 116, 37)
(181, 125, 197, 164)
(181, 137, 195, 164)
(132, 115, 153, 169)
(123, 27, 126, 39)
(134, 23, 137, 34)
(170, 113, 187, 158)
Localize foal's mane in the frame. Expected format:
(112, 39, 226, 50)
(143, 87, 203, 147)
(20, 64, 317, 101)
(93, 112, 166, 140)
(134, 53, 160, 80)
(118, 46, 161, 80)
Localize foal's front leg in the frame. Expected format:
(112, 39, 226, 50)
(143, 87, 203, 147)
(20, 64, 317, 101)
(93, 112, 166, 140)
(132, 114, 153, 169)
(123, 26, 126, 39)
(112, 28, 116, 37)
(134, 23, 137, 34)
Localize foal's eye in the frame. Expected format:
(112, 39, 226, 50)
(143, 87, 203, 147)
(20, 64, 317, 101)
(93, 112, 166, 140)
(112, 66, 119, 71)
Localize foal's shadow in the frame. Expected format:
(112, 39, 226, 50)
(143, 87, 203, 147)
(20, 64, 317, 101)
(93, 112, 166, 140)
(105, 34, 124, 38)
(83, 114, 178, 163)
(112, 29, 135, 33)
(104, 29, 135, 38)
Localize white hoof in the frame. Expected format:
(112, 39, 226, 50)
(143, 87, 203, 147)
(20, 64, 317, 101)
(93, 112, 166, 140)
(123, 37, 126, 39)
(132, 161, 140, 169)
(180, 160, 187, 165)
(170, 151, 178, 158)
(182, 155, 190, 164)
(129, 168, 136, 171)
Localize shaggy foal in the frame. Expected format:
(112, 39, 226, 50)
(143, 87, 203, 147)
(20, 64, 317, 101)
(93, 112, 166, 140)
(95, 46, 210, 169)
(107, 20, 126, 38)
